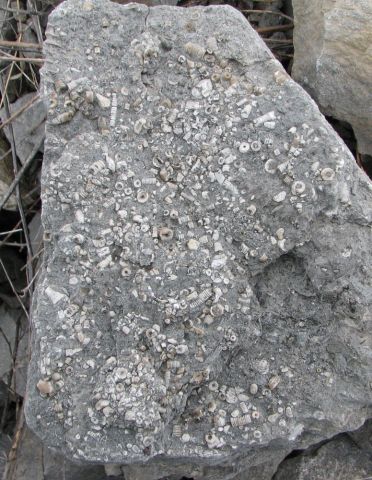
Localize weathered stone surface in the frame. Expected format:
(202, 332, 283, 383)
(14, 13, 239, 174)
(3, 423, 109, 480)
(26, 0, 372, 478)
(0, 433, 12, 479)
(0, 0, 14, 41)
(0, 92, 46, 165)
(0, 304, 28, 397)
(292, 0, 372, 156)
(0, 136, 17, 211)
(0, 247, 27, 308)
(348, 418, 372, 452)
(273, 424, 372, 480)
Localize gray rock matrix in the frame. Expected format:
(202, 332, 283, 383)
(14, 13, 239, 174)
(25, 0, 372, 478)
(292, 0, 372, 156)
(274, 419, 372, 480)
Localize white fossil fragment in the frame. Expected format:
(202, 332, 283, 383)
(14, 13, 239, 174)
(197, 79, 213, 97)
(45, 287, 67, 305)
(96, 93, 111, 109)
(273, 191, 287, 203)
(75, 209, 85, 223)
(253, 111, 276, 126)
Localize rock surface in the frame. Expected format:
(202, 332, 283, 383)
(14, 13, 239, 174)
(0, 92, 46, 165)
(0, 137, 17, 211)
(0, 304, 28, 397)
(274, 421, 372, 480)
(3, 423, 109, 480)
(292, 0, 372, 156)
(0, 433, 12, 479)
(26, 1, 372, 478)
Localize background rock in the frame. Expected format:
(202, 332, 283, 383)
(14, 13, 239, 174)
(273, 421, 372, 480)
(0, 303, 29, 401)
(0, 247, 27, 308)
(292, 0, 372, 156)
(0, 137, 18, 211)
(0, 433, 12, 478)
(28, 211, 43, 263)
(0, 92, 46, 165)
(348, 418, 372, 452)
(3, 422, 109, 480)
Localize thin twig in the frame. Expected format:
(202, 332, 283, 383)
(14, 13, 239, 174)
(20, 247, 44, 272)
(0, 5, 43, 16)
(0, 229, 23, 236)
(0, 75, 34, 296)
(0, 46, 43, 56)
(0, 40, 43, 49)
(243, 9, 293, 22)
(0, 55, 44, 64)
(264, 38, 293, 44)
(1, 242, 27, 247)
(0, 258, 29, 319)
(0, 147, 11, 161)
(0, 93, 40, 131)
(0, 367, 14, 432)
(355, 150, 362, 168)
(256, 23, 294, 34)
(0, 54, 16, 110)
(3, 407, 25, 480)
(27, 0, 44, 45)
(0, 307, 22, 433)
(0, 138, 43, 212)
(13, 60, 40, 90)
(0, 327, 13, 356)
(21, 265, 41, 295)
(0, 197, 40, 249)
(20, 184, 41, 203)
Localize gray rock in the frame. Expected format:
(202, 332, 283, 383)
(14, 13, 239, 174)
(28, 211, 44, 264)
(292, 0, 372, 156)
(0, 0, 14, 41)
(0, 433, 12, 479)
(0, 304, 29, 397)
(3, 423, 108, 480)
(26, 1, 372, 478)
(273, 428, 372, 480)
(0, 134, 40, 212)
(116, 0, 179, 5)
(0, 247, 27, 308)
(0, 92, 46, 165)
(0, 136, 17, 211)
(348, 417, 372, 453)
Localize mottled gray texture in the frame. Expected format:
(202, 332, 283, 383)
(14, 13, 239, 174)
(0, 137, 17, 211)
(3, 424, 108, 480)
(0, 433, 12, 479)
(0, 247, 27, 308)
(274, 424, 372, 480)
(292, 0, 372, 156)
(0, 304, 28, 397)
(0, 0, 13, 41)
(26, 1, 372, 478)
(0, 92, 46, 164)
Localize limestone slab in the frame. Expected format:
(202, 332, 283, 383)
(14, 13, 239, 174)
(25, 1, 372, 478)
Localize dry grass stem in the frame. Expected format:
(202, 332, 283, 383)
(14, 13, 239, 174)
(0, 93, 40, 131)
(0, 55, 44, 63)
(0, 258, 29, 319)
(242, 9, 293, 22)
